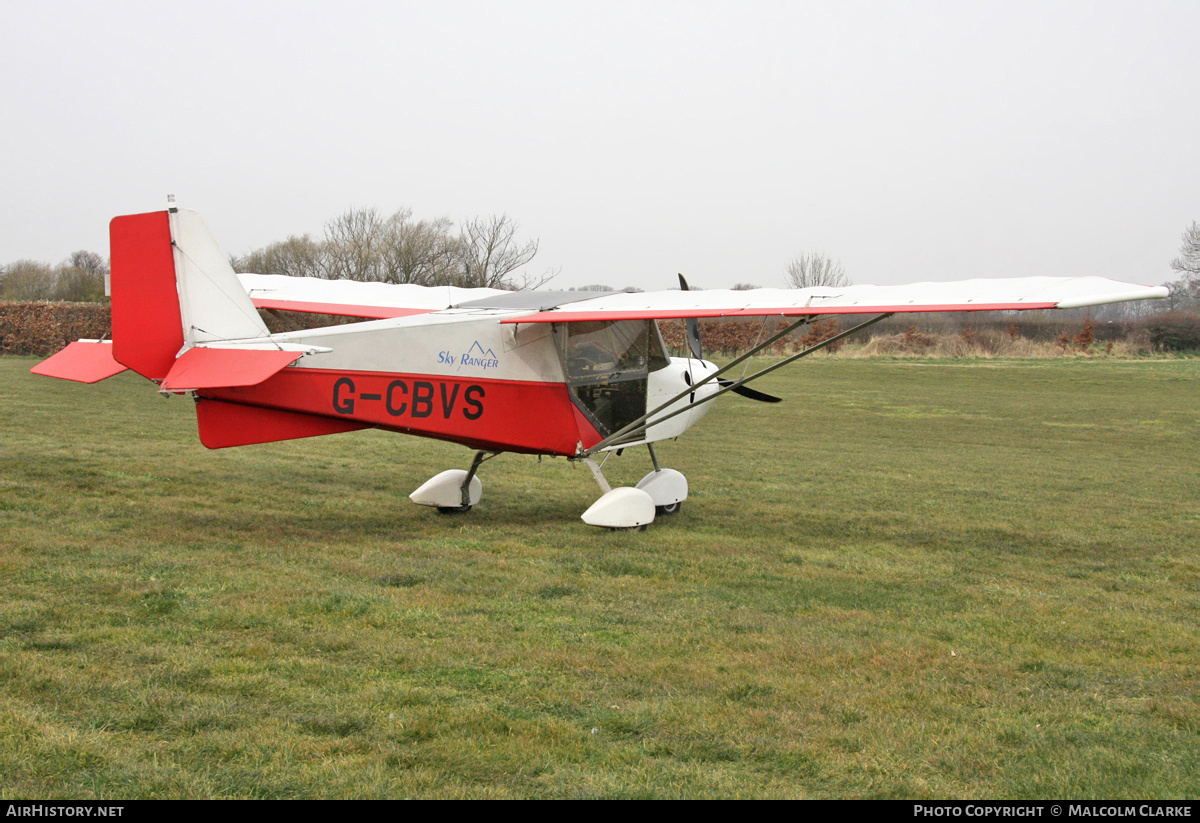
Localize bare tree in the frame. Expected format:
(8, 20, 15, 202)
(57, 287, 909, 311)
(231, 206, 549, 290)
(54, 251, 108, 301)
(234, 235, 325, 279)
(378, 209, 462, 285)
(322, 207, 387, 281)
(69, 250, 107, 277)
(1160, 277, 1200, 313)
(1170, 221, 1200, 277)
(784, 251, 851, 289)
(454, 214, 541, 289)
(1, 260, 57, 300)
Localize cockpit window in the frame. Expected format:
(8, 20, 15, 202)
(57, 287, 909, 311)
(559, 319, 665, 381)
(554, 319, 670, 437)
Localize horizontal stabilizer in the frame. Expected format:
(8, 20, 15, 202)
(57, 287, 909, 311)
(30, 340, 128, 383)
(195, 398, 369, 449)
(160, 347, 303, 392)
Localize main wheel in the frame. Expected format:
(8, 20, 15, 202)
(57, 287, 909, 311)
(655, 501, 682, 516)
(437, 505, 472, 514)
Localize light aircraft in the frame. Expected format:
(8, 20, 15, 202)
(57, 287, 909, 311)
(32, 203, 1168, 529)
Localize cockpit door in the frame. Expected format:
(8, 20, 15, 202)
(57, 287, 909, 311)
(553, 319, 669, 438)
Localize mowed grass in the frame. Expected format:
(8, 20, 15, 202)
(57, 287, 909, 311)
(1, 354, 1197, 799)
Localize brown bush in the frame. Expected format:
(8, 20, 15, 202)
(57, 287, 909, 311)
(10, 301, 1190, 363)
(1140, 312, 1200, 352)
(1074, 318, 1095, 351)
(797, 318, 844, 353)
(903, 325, 935, 351)
(259, 308, 366, 333)
(0, 302, 112, 356)
(660, 318, 801, 357)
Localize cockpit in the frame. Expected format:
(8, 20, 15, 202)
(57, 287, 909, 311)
(553, 319, 671, 437)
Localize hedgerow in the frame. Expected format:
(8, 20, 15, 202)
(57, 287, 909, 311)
(0, 302, 111, 356)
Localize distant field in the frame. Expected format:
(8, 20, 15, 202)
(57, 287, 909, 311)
(1, 355, 1197, 799)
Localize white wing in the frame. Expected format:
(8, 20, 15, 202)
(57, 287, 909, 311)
(237, 272, 1167, 323)
(496, 277, 1168, 324)
(238, 273, 510, 319)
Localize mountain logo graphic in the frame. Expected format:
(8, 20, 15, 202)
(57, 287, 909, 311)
(458, 341, 500, 371)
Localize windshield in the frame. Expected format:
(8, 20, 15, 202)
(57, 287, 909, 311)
(554, 319, 669, 436)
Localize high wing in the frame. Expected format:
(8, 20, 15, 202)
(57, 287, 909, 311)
(238, 273, 511, 319)
(238, 272, 1166, 324)
(495, 277, 1167, 323)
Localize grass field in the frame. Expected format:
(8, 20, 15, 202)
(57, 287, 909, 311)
(1, 354, 1197, 799)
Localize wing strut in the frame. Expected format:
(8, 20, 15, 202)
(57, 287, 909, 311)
(583, 312, 893, 454)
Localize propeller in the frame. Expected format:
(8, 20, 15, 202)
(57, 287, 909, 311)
(676, 274, 704, 360)
(676, 274, 782, 404)
(717, 378, 782, 403)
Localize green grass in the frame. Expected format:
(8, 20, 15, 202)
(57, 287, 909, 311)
(1, 355, 1197, 798)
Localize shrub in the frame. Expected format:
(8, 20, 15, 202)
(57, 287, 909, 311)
(1074, 319, 1095, 352)
(797, 318, 843, 353)
(0, 302, 112, 356)
(1141, 312, 1200, 352)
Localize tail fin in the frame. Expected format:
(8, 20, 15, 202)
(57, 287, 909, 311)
(169, 209, 271, 346)
(109, 207, 269, 381)
(110, 211, 182, 380)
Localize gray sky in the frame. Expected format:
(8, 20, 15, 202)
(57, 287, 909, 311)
(2, 0, 1197, 290)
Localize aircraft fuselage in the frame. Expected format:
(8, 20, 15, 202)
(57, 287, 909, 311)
(197, 311, 717, 456)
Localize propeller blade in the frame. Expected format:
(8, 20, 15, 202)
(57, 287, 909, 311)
(718, 378, 783, 403)
(677, 273, 703, 360)
(678, 275, 777, 402)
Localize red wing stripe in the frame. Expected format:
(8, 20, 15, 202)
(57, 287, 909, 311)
(500, 303, 1061, 323)
(249, 298, 434, 320)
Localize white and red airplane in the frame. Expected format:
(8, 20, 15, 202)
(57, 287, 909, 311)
(32, 204, 1168, 529)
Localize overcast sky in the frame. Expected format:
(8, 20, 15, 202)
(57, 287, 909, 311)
(2, 0, 1196, 290)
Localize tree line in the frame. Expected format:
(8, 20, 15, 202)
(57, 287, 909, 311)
(0, 207, 552, 301)
(0, 251, 108, 302)
(231, 207, 551, 290)
(3, 212, 1198, 315)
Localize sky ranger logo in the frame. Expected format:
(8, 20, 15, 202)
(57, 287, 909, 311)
(438, 341, 499, 372)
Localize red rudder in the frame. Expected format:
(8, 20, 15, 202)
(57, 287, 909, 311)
(109, 211, 183, 381)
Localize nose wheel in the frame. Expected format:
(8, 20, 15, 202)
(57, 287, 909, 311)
(637, 443, 688, 518)
(578, 444, 688, 530)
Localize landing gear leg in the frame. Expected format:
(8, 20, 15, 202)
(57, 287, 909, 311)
(579, 455, 655, 530)
(440, 450, 498, 514)
(409, 451, 500, 513)
(637, 443, 688, 516)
